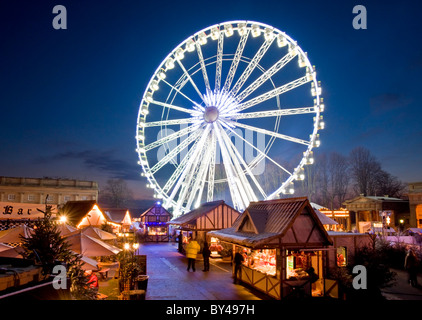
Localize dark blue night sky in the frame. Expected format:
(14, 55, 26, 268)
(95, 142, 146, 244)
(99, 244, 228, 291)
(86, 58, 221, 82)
(1, 0, 421, 200)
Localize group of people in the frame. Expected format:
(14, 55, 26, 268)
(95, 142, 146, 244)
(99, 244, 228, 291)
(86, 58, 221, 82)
(185, 237, 211, 272)
(184, 237, 244, 284)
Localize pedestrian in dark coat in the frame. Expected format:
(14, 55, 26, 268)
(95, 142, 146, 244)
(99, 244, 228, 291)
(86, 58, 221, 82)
(405, 249, 419, 287)
(233, 249, 244, 284)
(202, 241, 211, 272)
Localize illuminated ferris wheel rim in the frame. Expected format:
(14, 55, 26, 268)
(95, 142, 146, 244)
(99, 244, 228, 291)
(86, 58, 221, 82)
(136, 20, 324, 216)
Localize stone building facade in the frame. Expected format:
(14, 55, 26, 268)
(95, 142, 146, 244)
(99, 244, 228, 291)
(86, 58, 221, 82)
(0, 176, 98, 206)
(343, 195, 410, 232)
(408, 182, 422, 228)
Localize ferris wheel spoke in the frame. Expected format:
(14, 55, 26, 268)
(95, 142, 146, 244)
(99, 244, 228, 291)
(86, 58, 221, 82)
(175, 58, 205, 101)
(223, 29, 250, 93)
(173, 129, 211, 213)
(215, 30, 224, 93)
(219, 119, 292, 176)
(219, 124, 263, 201)
(236, 75, 310, 112)
(206, 131, 217, 202)
(238, 75, 311, 113)
(235, 50, 297, 103)
(193, 144, 213, 208)
(214, 122, 249, 211)
(231, 106, 317, 120)
(162, 134, 203, 194)
(150, 129, 202, 174)
(168, 125, 212, 214)
(230, 120, 310, 146)
(151, 99, 201, 116)
(143, 117, 199, 128)
(162, 79, 205, 112)
(195, 41, 212, 96)
(185, 136, 215, 210)
(143, 124, 199, 152)
(230, 37, 275, 97)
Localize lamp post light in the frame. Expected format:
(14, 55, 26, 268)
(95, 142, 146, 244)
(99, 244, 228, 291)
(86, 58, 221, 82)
(399, 219, 405, 232)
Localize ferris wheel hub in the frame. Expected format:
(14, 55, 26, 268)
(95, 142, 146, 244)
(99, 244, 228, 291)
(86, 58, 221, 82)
(203, 106, 219, 123)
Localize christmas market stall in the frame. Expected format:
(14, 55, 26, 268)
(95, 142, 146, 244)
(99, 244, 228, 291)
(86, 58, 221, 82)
(138, 202, 172, 242)
(209, 197, 333, 300)
(59, 200, 123, 233)
(168, 200, 241, 256)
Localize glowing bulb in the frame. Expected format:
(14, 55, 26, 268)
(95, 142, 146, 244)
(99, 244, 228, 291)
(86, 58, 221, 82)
(277, 33, 287, 47)
(224, 24, 234, 37)
(185, 39, 195, 52)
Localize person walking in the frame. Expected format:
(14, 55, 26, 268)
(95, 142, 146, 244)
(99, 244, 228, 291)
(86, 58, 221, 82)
(404, 249, 419, 287)
(186, 237, 200, 272)
(202, 241, 211, 272)
(233, 249, 244, 284)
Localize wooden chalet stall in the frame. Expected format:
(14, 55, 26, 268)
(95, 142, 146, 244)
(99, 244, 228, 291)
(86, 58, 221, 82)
(209, 197, 333, 300)
(169, 200, 241, 254)
(139, 202, 172, 242)
(59, 200, 122, 233)
(103, 208, 133, 232)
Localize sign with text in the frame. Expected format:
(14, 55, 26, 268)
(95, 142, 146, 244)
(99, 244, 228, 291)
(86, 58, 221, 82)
(0, 202, 57, 219)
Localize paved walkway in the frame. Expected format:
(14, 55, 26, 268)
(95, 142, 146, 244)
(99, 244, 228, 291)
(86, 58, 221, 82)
(381, 268, 422, 300)
(136, 242, 269, 300)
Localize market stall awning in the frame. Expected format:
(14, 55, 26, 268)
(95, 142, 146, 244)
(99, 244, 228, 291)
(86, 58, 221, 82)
(78, 254, 100, 270)
(209, 197, 332, 248)
(65, 231, 121, 257)
(0, 243, 24, 258)
(407, 228, 422, 235)
(314, 209, 338, 225)
(56, 223, 78, 236)
(0, 225, 33, 243)
(80, 226, 116, 240)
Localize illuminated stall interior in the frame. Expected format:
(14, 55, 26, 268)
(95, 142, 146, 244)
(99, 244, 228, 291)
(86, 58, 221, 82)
(209, 197, 333, 300)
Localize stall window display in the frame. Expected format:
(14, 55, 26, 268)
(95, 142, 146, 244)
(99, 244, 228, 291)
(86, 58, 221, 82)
(241, 248, 276, 276)
(148, 227, 167, 235)
(286, 251, 315, 279)
(209, 237, 223, 254)
(336, 247, 347, 267)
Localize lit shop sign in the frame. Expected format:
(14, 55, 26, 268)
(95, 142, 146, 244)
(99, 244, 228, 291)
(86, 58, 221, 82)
(0, 202, 57, 218)
(145, 222, 167, 226)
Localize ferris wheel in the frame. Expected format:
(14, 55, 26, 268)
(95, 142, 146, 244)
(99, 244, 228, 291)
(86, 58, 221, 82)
(136, 21, 324, 217)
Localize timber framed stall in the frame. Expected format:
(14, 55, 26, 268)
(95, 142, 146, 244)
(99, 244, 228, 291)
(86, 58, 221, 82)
(139, 202, 172, 242)
(169, 200, 241, 254)
(209, 197, 334, 300)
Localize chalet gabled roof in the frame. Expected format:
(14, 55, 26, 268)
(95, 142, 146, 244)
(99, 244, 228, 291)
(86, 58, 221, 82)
(60, 200, 97, 226)
(140, 203, 172, 218)
(209, 197, 332, 248)
(103, 208, 129, 224)
(169, 200, 226, 225)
